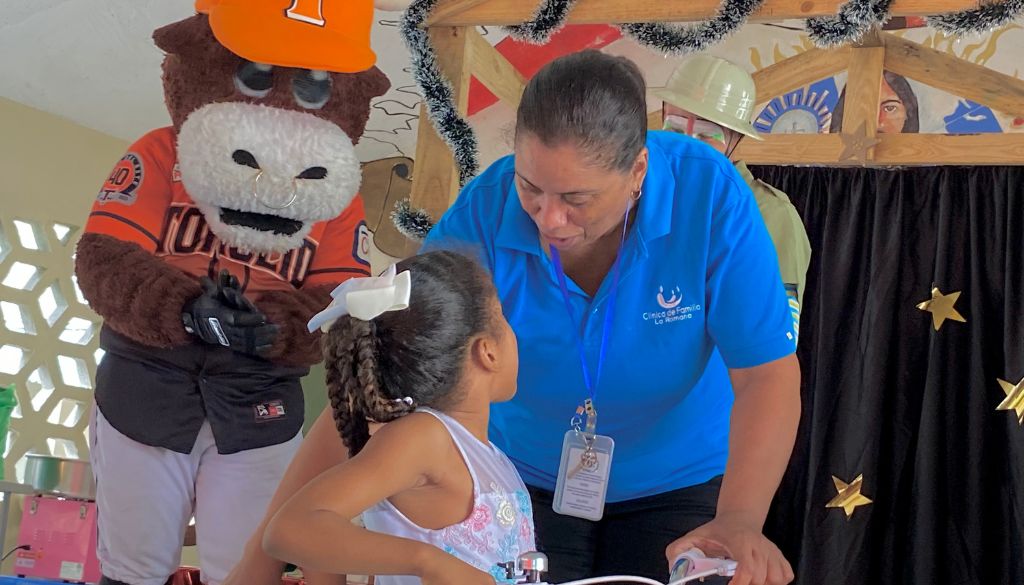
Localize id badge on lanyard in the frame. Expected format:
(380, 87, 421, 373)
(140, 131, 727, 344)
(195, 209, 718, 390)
(550, 201, 631, 522)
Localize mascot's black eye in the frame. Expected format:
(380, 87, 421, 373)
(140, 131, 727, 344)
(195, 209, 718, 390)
(293, 70, 332, 110)
(296, 167, 328, 180)
(235, 62, 274, 99)
(232, 150, 260, 169)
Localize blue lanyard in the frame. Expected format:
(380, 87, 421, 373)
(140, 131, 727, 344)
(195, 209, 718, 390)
(549, 203, 632, 407)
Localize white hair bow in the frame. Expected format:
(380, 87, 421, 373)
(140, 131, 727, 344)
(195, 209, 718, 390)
(306, 264, 412, 332)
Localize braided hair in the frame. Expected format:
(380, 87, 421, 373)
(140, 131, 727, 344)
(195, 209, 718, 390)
(323, 250, 497, 457)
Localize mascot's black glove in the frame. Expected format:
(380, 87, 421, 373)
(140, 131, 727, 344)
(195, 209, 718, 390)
(182, 271, 279, 357)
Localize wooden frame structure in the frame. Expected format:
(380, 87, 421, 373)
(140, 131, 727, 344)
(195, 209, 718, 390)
(407, 0, 1024, 241)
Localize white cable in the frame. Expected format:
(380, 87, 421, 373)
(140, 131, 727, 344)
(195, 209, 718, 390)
(555, 576, 665, 585)
(548, 567, 723, 585)
(666, 568, 720, 585)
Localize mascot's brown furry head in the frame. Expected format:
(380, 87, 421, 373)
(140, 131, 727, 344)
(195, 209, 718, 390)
(152, 13, 390, 255)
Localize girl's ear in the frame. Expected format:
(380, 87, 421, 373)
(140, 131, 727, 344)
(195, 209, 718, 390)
(470, 334, 501, 374)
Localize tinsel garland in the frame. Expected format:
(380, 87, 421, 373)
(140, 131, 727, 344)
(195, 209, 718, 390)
(391, 198, 435, 242)
(619, 0, 763, 55)
(399, 0, 479, 186)
(927, 0, 1024, 36)
(805, 0, 893, 47)
(504, 0, 580, 44)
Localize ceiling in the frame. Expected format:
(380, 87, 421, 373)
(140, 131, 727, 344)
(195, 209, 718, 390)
(1, 1, 194, 141)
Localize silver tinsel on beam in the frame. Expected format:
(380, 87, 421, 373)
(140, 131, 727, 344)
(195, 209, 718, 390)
(619, 0, 763, 55)
(805, 0, 892, 47)
(927, 0, 1024, 36)
(400, 0, 479, 186)
(504, 0, 580, 44)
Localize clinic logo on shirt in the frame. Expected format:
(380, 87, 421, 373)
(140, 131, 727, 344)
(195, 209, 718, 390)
(643, 285, 702, 326)
(657, 286, 683, 309)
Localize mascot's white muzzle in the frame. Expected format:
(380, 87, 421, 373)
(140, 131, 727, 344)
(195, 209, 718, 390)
(176, 102, 362, 254)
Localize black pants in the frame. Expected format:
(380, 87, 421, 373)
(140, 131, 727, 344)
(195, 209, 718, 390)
(528, 476, 726, 584)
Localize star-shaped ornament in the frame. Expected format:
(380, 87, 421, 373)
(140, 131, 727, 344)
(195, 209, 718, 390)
(916, 286, 966, 330)
(838, 121, 881, 163)
(826, 474, 873, 519)
(996, 377, 1024, 425)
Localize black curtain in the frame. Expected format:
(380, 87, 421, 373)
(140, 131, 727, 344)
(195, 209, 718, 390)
(750, 165, 1024, 585)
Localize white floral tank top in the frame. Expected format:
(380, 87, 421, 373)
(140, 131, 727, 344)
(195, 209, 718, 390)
(361, 408, 536, 584)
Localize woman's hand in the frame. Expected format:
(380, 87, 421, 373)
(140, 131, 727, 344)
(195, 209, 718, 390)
(665, 516, 794, 585)
(419, 551, 497, 585)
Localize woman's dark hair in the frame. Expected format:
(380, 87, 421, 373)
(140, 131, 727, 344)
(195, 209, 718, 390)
(515, 49, 648, 173)
(323, 250, 497, 457)
(829, 71, 920, 133)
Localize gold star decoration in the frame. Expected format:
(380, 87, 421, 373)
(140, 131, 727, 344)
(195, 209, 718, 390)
(915, 286, 966, 330)
(838, 121, 881, 164)
(996, 377, 1024, 425)
(826, 474, 873, 519)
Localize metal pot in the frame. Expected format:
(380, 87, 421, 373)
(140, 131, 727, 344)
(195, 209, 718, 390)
(23, 453, 96, 500)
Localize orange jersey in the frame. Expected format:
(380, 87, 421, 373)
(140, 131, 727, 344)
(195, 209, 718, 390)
(86, 127, 372, 293)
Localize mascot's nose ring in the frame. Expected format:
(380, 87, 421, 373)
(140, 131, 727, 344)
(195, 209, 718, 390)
(252, 170, 299, 210)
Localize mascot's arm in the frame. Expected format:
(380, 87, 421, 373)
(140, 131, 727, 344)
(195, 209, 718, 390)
(253, 198, 372, 367)
(250, 286, 333, 367)
(76, 129, 201, 348)
(76, 234, 201, 348)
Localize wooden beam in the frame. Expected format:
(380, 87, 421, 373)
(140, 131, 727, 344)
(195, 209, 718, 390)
(841, 45, 885, 160)
(882, 32, 1024, 118)
(466, 28, 528, 110)
(873, 133, 1024, 165)
(734, 134, 847, 165)
(425, 0, 495, 27)
(752, 46, 851, 103)
(734, 133, 1024, 165)
(430, 0, 983, 27)
(407, 26, 473, 256)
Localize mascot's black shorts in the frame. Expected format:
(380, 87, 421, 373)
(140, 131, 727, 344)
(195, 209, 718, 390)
(94, 327, 306, 454)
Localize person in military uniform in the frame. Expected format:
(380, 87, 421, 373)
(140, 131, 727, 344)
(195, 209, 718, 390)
(654, 55, 811, 339)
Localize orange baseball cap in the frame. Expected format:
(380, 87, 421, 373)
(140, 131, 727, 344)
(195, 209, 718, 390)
(196, 0, 377, 73)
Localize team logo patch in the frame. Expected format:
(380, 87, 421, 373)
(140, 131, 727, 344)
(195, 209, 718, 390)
(254, 400, 287, 422)
(353, 221, 372, 266)
(97, 153, 144, 205)
(171, 162, 182, 183)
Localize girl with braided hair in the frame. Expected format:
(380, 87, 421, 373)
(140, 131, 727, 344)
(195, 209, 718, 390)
(262, 250, 535, 585)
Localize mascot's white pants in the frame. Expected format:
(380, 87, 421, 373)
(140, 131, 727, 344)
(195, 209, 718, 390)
(89, 407, 302, 585)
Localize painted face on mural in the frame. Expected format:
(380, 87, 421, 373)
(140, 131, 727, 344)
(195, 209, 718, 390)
(878, 77, 908, 134)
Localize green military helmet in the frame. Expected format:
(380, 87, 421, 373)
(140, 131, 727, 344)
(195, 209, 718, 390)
(652, 54, 763, 141)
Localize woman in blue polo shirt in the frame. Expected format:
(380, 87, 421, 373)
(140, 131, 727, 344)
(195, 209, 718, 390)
(227, 50, 799, 585)
(421, 50, 799, 585)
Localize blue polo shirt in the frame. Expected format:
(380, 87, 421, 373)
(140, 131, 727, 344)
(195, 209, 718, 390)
(423, 130, 795, 502)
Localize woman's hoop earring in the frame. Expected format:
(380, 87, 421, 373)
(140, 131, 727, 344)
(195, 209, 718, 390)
(631, 188, 643, 202)
(252, 170, 298, 210)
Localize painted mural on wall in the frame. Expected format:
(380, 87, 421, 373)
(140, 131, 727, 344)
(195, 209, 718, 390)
(751, 18, 1019, 137)
(354, 13, 1024, 217)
